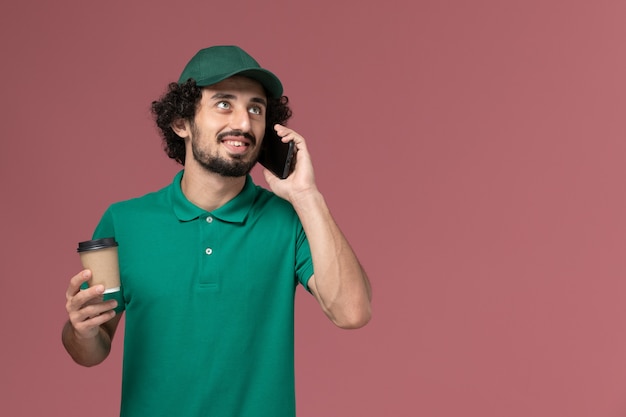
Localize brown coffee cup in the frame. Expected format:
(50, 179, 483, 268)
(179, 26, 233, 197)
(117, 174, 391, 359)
(77, 238, 120, 294)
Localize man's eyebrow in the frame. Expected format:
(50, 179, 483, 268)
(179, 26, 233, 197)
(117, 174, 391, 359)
(210, 93, 237, 100)
(210, 93, 267, 107)
(251, 97, 267, 107)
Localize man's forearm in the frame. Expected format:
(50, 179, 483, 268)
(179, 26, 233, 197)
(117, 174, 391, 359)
(293, 190, 372, 328)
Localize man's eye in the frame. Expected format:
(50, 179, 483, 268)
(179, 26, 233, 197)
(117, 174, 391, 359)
(217, 101, 230, 110)
(249, 106, 262, 115)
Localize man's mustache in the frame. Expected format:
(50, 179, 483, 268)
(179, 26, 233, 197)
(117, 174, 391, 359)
(217, 130, 256, 145)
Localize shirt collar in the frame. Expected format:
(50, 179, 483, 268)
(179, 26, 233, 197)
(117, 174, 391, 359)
(171, 170, 257, 224)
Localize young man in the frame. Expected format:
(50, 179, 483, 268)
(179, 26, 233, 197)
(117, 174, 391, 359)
(62, 45, 371, 416)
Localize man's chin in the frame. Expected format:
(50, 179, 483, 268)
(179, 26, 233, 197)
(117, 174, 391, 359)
(192, 147, 258, 177)
(202, 160, 255, 178)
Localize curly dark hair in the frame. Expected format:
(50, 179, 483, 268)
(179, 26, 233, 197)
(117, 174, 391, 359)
(151, 79, 292, 165)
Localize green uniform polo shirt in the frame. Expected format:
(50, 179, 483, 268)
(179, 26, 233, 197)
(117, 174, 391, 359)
(93, 170, 314, 417)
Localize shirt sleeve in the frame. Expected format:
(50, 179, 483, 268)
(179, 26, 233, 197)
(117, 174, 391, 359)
(92, 206, 115, 240)
(295, 221, 314, 292)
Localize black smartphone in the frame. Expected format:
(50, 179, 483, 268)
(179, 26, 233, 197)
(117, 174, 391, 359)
(257, 131, 296, 179)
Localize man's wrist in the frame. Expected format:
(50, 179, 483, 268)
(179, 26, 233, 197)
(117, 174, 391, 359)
(290, 188, 325, 213)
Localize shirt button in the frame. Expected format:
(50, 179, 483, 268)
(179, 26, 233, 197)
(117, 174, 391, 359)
(205, 248, 213, 255)
(206, 216, 213, 223)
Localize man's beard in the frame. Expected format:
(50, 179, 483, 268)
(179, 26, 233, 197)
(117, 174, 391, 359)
(190, 126, 258, 177)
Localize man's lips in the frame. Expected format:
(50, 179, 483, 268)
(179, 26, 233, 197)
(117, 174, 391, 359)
(217, 131, 256, 155)
(222, 138, 250, 147)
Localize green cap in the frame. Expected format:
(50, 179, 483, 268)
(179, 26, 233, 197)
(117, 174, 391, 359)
(177, 45, 283, 98)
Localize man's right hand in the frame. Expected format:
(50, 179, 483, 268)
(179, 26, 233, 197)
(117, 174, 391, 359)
(65, 269, 118, 340)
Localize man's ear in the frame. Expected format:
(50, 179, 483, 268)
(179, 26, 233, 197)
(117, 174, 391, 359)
(171, 118, 190, 139)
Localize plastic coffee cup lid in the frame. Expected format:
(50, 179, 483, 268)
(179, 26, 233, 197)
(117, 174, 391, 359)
(77, 237, 119, 252)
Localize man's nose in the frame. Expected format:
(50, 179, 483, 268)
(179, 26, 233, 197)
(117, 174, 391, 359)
(229, 107, 251, 132)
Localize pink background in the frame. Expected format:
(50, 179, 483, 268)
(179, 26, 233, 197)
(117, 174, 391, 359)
(2, 1, 626, 416)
